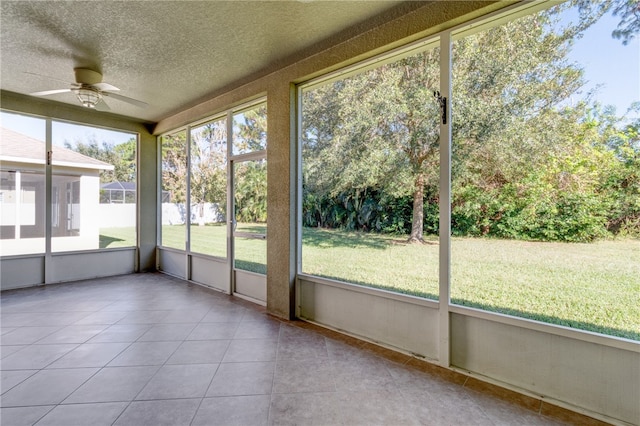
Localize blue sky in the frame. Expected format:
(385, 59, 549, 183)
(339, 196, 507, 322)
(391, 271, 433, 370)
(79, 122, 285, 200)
(50, 121, 134, 148)
(0, 111, 133, 146)
(565, 9, 640, 118)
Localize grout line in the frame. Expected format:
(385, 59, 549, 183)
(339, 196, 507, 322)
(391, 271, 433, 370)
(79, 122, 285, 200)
(5, 274, 611, 426)
(190, 306, 229, 426)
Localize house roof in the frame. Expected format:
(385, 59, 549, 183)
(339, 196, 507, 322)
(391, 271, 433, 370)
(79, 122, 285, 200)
(101, 181, 136, 190)
(0, 127, 114, 171)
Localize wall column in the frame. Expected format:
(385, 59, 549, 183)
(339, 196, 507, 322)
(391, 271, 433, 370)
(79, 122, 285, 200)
(138, 129, 157, 272)
(266, 82, 296, 319)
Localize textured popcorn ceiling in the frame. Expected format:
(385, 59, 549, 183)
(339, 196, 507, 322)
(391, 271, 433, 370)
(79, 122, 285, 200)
(0, 1, 409, 123)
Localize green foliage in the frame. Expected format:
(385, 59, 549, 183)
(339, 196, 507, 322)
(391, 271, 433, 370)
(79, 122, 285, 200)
(301, 185, 440, 235)
(611, 0, 640, 44)
(161, 131, 188, 203)
(234, 160, 267, 223)
(601, 114, 640, 237)
(191, 120, 227, 219)
(66, 136, 136, 183)
(577, 0, 640, 45)
(233, 105, 267, 153)
(302, 46, 440, 241)
(301, 0, 639, 243)
(160, 104, 269, 225)
(233, 105, 268, 223)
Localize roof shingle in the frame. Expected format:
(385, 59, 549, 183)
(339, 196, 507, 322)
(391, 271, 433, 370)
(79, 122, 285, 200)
(1, 127, 114, 170)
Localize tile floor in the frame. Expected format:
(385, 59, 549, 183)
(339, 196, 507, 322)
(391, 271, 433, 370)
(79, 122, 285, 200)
(1, 273, 604, 425)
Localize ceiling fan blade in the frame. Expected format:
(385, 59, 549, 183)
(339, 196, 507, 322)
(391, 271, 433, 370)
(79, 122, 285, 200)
(95, 99, 111, 111)
(30, 89, 72, 96)
(103, 92, 148, 108)
(92, 82, 120, 92)
(23, 71, 71, 85)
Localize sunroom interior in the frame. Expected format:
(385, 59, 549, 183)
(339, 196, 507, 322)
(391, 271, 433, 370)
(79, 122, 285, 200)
(1, 1, 638, 425)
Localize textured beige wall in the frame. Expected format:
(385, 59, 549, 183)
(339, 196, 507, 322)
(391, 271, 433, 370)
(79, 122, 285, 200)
(137, 130, 157, 272)
(264, 82, 297, 318)
(154, 1, 510, 320)
(154, 2, 507, 134)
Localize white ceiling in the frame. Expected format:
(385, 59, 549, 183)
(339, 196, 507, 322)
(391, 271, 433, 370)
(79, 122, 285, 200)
(1, 1, 411, 123)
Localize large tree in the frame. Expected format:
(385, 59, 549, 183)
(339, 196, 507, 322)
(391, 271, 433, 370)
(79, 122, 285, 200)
(302, 51, 440, 241)
(301, 0, 630, 242)
(65, 136, 136, 183)
(161, 131, 188, 204)
(232, 105, 268, 223)
(190, 121, 227, 224)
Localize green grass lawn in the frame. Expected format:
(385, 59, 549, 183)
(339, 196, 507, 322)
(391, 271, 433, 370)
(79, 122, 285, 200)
(100, 225, 640, 340)
(450, 238, 639, 340)
(161, 224, 266, 274)
(158, 224, 227, 257)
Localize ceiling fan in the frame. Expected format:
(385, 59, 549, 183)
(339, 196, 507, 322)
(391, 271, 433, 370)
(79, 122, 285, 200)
(29, 68, 147, 111)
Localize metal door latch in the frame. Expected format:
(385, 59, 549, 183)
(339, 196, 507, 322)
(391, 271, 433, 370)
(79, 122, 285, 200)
(433, 91, 447, 125)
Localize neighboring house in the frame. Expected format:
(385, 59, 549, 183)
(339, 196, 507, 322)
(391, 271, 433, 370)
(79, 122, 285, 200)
(0, 127, 113, 255)
(99, 181, 138, 228)
(101, 181, 136, 204)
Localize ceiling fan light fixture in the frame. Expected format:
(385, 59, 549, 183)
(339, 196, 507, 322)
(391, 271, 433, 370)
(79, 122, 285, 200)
(75, 87, 102, 108)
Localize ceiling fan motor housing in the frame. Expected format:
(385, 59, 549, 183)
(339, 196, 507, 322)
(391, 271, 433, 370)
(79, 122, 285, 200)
(29, 67, 146, 110)
(74, 68, 102, 85)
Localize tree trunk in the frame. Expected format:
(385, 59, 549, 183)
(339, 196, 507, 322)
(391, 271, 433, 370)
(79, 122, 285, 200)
(408, 173, 425, 243)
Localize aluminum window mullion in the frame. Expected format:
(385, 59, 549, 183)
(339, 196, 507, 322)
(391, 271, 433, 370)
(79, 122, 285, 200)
(44, 118, 53, 283)
(295, 85, 304, 317)
(185, 126, 192, 280)
(232, 98, 268, 116)
(227, 111, 234, 294)
(190, 113, 227, 132)
(156, 135, 162, 271)
(134, 133, 140, 272)
(451, 0, 555, 40)
(229, 150, 266, 163)
(438, 31, 453, 368)
(300, 37, 440, 93)
(156, 136, 162, 247)
(185, 127, 192, 252)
